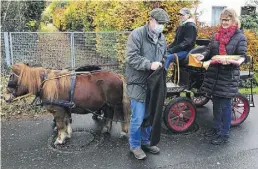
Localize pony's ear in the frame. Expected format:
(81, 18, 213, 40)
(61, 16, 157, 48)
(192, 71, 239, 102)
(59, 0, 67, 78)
(40, 71, 46, 79)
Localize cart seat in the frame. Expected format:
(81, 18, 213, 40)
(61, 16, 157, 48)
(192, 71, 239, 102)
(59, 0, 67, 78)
(240, 71, 254, 80)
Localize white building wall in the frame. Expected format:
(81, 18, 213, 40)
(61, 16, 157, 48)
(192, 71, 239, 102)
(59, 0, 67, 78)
(197, 0, 248, 26)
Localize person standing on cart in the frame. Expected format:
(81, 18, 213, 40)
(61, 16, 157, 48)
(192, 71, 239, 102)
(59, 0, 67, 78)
(125, 8, 170, 160)
(164, 7, 197, 69)
(197, 8, 247, 145)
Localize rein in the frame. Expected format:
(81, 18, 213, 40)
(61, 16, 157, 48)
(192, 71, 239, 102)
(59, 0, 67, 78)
(174, 53, 180, 85)
(12, 93, 33, 102)
(6, 73, 33, 102)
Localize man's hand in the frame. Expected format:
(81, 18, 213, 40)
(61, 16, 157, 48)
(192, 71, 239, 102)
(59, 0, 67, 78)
(151, 62, 162, 70)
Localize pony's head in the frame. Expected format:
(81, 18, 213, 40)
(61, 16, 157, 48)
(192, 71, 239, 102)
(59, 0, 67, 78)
(4, 63, 43, 102)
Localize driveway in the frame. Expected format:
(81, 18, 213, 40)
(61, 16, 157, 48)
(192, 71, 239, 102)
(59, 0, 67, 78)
(2, 95, 258, 169)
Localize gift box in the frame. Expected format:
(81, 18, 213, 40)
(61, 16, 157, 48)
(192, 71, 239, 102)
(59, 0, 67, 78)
(188, 54, 210, 70)
(188, 54, 203, 67)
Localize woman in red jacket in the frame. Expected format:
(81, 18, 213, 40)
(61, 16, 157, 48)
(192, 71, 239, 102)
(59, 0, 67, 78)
(198, 8, 247, 145)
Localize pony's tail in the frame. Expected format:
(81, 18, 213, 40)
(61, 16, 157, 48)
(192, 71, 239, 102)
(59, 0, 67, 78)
(118, 74, 131, 133)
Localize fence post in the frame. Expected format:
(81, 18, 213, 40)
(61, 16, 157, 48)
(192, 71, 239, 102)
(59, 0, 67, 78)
(71, 32, 75, 69)
(4, 32, 11, 66)
(9, 32, 14, 65)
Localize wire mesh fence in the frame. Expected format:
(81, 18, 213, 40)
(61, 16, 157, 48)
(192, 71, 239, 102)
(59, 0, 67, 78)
(1, 32, 131, 74)
(73, 32, 130, 73)
(10, 32, 72, 69)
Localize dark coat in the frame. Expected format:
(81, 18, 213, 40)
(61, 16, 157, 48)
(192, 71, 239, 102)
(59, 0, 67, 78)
(144, 67, 167, 146)
(200, 29, 247, 98)
(167, 20, 197, 53)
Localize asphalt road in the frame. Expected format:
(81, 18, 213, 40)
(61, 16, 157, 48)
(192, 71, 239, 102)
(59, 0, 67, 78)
(1, 95, 258, 169)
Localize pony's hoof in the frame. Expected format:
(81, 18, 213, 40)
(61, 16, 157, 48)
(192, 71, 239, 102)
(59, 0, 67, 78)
(66, 134, 72, 139)
(54, 138, 64, 145)
(119, 132, 128, 138)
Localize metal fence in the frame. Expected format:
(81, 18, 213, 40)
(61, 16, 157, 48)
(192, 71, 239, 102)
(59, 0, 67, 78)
(1, 32, 131, 74)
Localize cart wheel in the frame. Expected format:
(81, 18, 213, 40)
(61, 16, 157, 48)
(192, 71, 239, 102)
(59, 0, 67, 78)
(191, 95, 210, 107)
(231, 93, 250, 126)
(163, 97, 196, 133)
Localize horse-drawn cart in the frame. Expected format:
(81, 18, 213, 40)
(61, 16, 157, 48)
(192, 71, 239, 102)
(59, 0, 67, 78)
(162, 45, 253, 133)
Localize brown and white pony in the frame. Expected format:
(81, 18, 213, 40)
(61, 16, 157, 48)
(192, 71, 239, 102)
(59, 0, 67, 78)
(4, 63, 130, 145)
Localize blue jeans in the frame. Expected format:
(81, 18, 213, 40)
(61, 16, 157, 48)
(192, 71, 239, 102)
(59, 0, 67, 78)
(212, 96, 232, 136)
(164, 51, 188, 69)
(129, 99, 152, 149)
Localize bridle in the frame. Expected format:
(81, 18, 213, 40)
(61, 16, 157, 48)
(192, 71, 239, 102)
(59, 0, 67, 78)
(6, 73, 32, 102)
(5, 71, 71, 103)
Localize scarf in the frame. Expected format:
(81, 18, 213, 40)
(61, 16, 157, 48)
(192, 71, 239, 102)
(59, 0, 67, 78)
(180, 18, 195, 26)
(215, 25, 238, 55)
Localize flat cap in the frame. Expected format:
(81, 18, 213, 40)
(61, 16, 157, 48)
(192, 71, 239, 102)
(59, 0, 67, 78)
(150, 8, 170, 24)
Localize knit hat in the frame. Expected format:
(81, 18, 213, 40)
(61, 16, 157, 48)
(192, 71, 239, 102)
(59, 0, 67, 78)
(179, 7, 191, 16)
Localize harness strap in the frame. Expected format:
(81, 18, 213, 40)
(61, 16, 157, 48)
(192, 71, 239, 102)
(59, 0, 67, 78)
(173, 53, 180, 85)
(69, 75, 76, 104)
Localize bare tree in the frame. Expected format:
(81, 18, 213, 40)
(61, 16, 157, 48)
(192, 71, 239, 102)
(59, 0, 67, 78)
(246, 0, 258, 6)
(1, 1, 45, 32)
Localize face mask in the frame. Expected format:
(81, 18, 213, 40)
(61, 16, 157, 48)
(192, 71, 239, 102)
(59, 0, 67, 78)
(153, 24, 164, 34)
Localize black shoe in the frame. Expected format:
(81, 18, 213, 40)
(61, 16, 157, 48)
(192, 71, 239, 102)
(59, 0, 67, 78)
(141, 145, 160, 154)
(210, 135, 229, 145)
(51, 119, 56, 129)
(203, 128, 218, 137)
(92, 114, 98, 121)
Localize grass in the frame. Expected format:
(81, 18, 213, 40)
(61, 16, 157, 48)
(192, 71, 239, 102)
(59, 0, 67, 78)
(39, 22, 59, 32)
(239, 87, 258, 94)
(239, 72, 258, 94)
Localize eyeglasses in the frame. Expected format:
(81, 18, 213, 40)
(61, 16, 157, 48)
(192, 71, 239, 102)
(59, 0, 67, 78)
(220, 18, 231, 22)
(177, 13, 184, 16)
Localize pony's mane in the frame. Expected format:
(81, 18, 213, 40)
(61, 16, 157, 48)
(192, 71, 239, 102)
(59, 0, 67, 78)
(18, 64, 44, 94)
(18, 64, 71, 101)
(75, 65, 101, 72)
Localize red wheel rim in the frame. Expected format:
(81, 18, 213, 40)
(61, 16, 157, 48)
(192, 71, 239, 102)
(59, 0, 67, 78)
(167, 101, 195, 131)
(231, 96, 248, 125)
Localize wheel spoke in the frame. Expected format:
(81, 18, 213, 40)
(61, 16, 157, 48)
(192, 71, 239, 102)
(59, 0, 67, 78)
(183, 115, 190, 120)
(232, 111, 237, 120)
(235, 109, 243, 116)
(170, 115, 180, 120)
(170, 108, 180, 116)
(174, 117, 180, 126)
